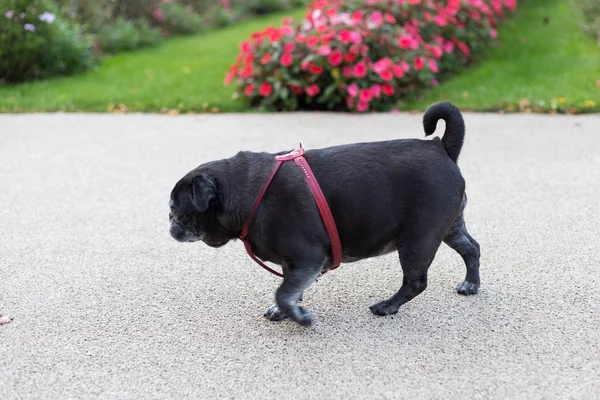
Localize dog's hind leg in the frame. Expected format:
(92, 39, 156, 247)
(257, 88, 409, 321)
(443, 199, 480, 295)
(266, 260, 322, 326)
(370, 235, 442, 316)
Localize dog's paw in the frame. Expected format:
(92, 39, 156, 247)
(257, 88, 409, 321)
(264, 304, 287, 321)
(456, 281, 479, 295)
(292, 306, 313, 327)
(369, 300, 399, 317)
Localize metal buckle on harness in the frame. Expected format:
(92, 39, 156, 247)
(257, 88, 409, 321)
(275, 142, 304, 161)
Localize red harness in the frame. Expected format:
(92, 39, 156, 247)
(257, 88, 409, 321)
(239, 143, 342, 278)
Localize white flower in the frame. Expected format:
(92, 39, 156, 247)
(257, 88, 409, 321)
(24, 23, 36, 32)
(39, 11, 55, 24)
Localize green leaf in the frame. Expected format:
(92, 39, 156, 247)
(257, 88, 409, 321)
(280, 87, 289, 100)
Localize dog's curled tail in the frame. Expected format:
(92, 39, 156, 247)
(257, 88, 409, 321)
(422, 101, 465, 164)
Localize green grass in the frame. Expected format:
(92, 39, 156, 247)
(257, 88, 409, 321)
(0, 9, 306, 113)
(0, 0, 598, 113)
(405, 0, 600, 113)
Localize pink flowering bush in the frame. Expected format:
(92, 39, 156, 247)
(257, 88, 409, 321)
(225, 0, 518, 112)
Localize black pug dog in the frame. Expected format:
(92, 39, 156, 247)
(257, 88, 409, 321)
(169, 101, 480, 327)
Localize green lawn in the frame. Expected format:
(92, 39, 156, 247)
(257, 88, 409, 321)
(0, 9, 306, 113)
(405, 0, 600, 113)
(0, 0, 598, 114)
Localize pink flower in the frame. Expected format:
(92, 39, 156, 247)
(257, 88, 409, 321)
(153, 8, 165, 22)
(339, 30, 352, 43)
(344, 53, 357, 63)
(261, 54, 271, 65)
(343, 66, 353, 78)
(269, 29, 282, 42)
(349, 31, 362, 44)
(429, 59, 439, 73)
(284, 42, 295, 52)
(318, 45, 331, 56)
(5, 10, 14, 19)
(291, 85, 303, 94)
(307, 36, 319, 46)
(357, 101, 369, 112)
(596, 80, 600, 88)
(457, 42, 471, 58)
(431, 46, 443, 59)
(224, 71, 234, 85)
(306, 84, 320, 97)
(384, 13, 396, 23)
(373, 58, 392, 74)
(434, 15, 447, 26)
(371, 84, 382, 98)
(370, 11, 383, 27)
(401, 61, 410, 72)
(328, 50, 343, 66)
(398, 35, 414, 49)
(443, 41, 454, 53)
(431, 79, 439, 86)
(504, 0, 517, 11)
(359, 89, 372, 103)
(280, 25, 293, 36)
(392, 65, 404, 78)
(380, 70, 393, 81)
(244, 83, 254, 96)
(490, 29, 498, 39)
(414, 57, 425, 70)
(446, 0, 460, 15)
(259, 82, 272, 97)
(382, 84, 394, 96)
(281, 53, 293, 66)
(218, 0, 230, 10)
(351, 10, 363, 22)
(347, 83, 359, 97)
(353, 62, 367, 78)
(309, 64, 324, 74)
(240, 41, 252, 52)
(469, 9, 482, 20)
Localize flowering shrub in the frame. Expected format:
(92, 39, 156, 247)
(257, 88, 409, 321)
(574, 0, 600, 47)
(225, 0, 518, 112)
(238, 0, 307, 16)
(97, 17, 163, 54)
(152, 0, 204, 36)
(1, 0, 95, 83)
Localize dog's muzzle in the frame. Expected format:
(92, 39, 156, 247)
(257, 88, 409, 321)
(169, 218, 199, 242)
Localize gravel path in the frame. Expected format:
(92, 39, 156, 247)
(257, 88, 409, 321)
(1, 112, 599, 399)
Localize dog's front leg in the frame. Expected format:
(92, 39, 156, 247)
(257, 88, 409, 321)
(268, 262, 322, 327)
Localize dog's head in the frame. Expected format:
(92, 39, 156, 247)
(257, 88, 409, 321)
(169, 172, 232, 247)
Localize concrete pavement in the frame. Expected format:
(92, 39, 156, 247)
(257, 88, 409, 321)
(1, 112, 599, 399)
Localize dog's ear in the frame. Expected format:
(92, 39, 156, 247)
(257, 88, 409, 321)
(191, 174, 216, 212)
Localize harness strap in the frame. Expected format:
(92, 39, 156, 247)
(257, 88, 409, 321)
(239, 143, 342, 278)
